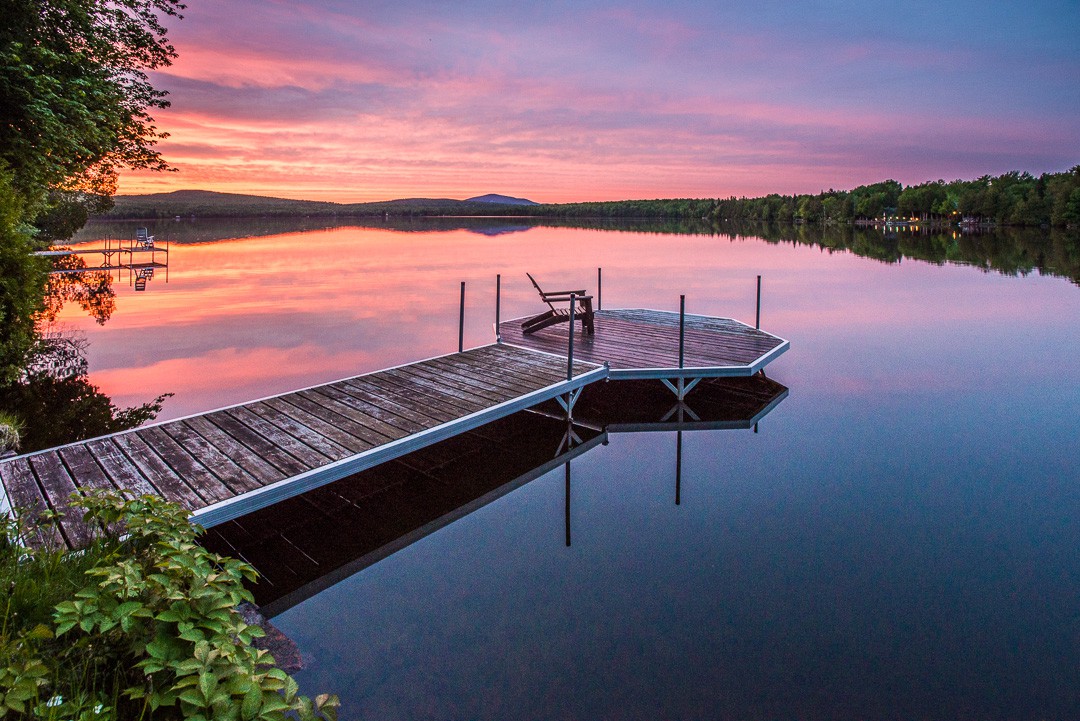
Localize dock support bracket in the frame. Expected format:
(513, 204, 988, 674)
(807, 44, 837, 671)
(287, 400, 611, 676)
(661, 376, 700, 401)
(555, 387, 583, 418)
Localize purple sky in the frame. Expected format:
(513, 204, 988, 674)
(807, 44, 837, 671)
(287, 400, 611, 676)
(120, 0, 1080, 202)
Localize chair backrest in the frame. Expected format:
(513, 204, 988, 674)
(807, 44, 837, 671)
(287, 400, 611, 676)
(525, 272, 555, 311)
(135, 227, 154, 248)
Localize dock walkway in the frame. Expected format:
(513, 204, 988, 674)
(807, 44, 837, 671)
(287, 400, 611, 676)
(1, 344, 603, 549)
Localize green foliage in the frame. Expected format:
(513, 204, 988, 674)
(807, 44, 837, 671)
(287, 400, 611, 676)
(709, 170, 1080, 227)
(0, 167, 49, 383)
(1, 0, 184, 382)
(32, 189, 115, 244)
(0, 510, 119, 717)
(0, 410, 21, 453)
(0, 0, 183, 199)
(0, 492, 339, 720)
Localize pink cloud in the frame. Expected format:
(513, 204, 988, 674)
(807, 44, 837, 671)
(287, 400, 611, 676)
(114, 2, 1078, 202)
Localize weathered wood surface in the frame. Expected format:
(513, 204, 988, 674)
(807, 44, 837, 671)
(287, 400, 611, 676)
(499, 308, 787, 375)
(0, 344, 603, 550)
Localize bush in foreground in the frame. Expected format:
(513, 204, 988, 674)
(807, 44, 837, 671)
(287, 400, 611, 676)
(0, 491, 338, 720)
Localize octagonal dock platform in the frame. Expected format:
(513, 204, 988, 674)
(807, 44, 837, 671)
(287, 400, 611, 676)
(498, 308, 789, 379)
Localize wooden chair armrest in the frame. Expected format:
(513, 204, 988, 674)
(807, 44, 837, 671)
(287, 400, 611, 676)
(541, 289, 588, 298)
(543, 293, 592, 302)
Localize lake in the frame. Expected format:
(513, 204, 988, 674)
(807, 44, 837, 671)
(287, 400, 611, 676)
(64, 218, 1080, 720)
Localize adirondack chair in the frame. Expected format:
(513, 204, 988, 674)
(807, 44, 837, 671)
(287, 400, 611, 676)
(522, 272, 595, 335)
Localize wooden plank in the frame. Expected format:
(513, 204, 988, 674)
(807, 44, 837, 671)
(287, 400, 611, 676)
(177, 417, 285, 488)
(313, 381, 449, 428)
(459, 354, 569, 384)
(201, 412, 312, 478)
(512, 330, 675, 368)
(295, 386, 418, 439)
(471, 344, 595, 377)
(243, 401, 354, 461)
(335, 377, 462, 424)
(262, 396, 376, 454)
(85, 438, 161, 498)
(476, 345, 592, 378)
(57, 445, 121, 495)
(136, 426, 236, 504)
(27, 454, 94, 548)
(220, 406, 335, 469)
(425, 355, 559, 395)
(395, 361, 513, 404)
(601, 313, 782, 355)
(111, 433, 204, 511)
(373, 369, 491, 415)
(0, 457, 65, 549)
(390, 363, 514, 406)
(499, 311, 784, 371)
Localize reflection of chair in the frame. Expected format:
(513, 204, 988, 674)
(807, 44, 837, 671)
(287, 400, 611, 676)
(135, 266, 154, 291)
(522, 272, 595, 335)
(135, 227, 155, 249)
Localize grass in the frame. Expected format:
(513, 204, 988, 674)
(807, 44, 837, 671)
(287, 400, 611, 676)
(0, 411, 21, 454)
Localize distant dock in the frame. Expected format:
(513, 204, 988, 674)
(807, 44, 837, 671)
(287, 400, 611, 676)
(1, 306, 787, 550)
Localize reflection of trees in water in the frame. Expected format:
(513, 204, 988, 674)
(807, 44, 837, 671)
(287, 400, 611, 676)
(0, 259, 164, 455)
(740, 222, 1080, 286)
(79, 214, 721, 244)
(79, 216, 1080, 285)
(0, 329, 170, 454)
(77, 216, 346, 245)
(42, 252, 116, 324)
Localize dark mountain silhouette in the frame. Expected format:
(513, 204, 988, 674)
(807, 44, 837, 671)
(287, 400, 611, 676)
(105, 190, 538, 218)
(464, 193, 538, 205)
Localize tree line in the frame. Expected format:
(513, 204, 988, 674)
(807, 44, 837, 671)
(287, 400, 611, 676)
(706, 170, 1080, 226)
(509, 169, 1080, 227)
(106, 169, 1080, 228)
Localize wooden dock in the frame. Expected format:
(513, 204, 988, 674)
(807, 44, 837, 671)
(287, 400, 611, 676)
(499, 308, 788, 379)
(0, 344, 604, 549)
(1, 307, 789, 551)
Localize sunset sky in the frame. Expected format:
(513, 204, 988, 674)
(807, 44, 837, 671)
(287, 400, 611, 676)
(120, 0, 1080, 203)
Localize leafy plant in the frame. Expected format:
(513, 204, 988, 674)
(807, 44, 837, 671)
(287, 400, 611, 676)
(0, 491, 338, 720)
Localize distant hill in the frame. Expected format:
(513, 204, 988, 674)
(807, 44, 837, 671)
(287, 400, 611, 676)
(105, 190, 537, 219)
(465, 193, 538, 205)
(107, 190, 341, 218)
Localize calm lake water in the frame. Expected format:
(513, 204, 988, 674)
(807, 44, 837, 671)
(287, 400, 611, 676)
(67, 218, 1080, 720)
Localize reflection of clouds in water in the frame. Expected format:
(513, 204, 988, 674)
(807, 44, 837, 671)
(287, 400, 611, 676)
(94, 344, 384, 420)
(54, 223, 1080, 425)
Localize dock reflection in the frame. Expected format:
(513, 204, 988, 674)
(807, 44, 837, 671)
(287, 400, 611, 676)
(202, 374, 787, 615)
